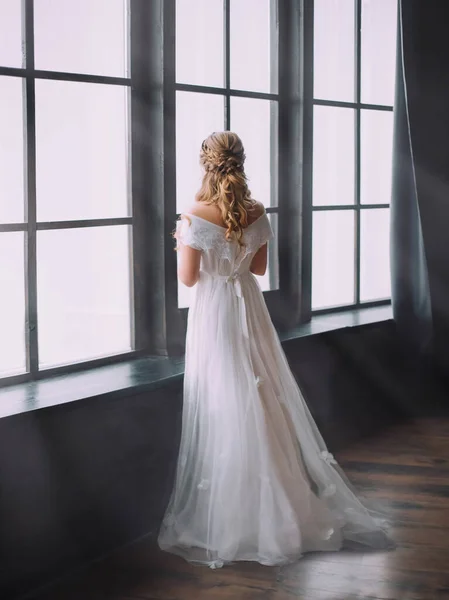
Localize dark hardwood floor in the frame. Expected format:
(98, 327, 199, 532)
(31, 416, 449, 600)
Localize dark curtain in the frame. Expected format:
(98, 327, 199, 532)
(391, 0, 449, 370)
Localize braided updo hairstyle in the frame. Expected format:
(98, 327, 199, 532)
(196, 131, 254, 246)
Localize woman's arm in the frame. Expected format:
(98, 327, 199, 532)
(175, 216, 202, 287)
(248, 200, 268, 276)
(250, 243, 268, 276)
(178, 242, 202, 287)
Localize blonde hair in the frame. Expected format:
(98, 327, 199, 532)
(196, 131, 253, 246)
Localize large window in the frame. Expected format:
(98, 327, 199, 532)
(0, 0, 133, 380)
(0, 0, 398, 384)
(175, 0, 280, 307)
(311, 0, 397, 311)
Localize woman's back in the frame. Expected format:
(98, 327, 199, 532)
(177, 203, 273, 278)
(187, 199, 265, 229)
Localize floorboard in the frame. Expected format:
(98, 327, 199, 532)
(31, 417, 449, 600)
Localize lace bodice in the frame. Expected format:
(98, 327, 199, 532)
(176, 212, 274, 275)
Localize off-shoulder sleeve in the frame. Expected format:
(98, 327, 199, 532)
(175, 215, 204, 251)
(257, 212, 275, 247)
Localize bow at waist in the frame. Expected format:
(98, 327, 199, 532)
(214, 271, 251, 291)
(200, 271, 251, 338)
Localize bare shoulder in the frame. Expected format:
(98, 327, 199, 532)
(178, 203, 206, 225)
(185, 202, 206, 217)
(252, 200, 266, 216)
(247, 200, 266, 223)
(184, 202, 213, 219)
(184, 202, 223, 226)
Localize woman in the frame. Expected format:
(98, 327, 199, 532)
(158, 131, 395, 569)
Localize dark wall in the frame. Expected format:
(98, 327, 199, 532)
(0, 382, 183, 600)
(0, 321, 446, 600)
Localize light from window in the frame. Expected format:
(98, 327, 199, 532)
(312, 211, 355, 309)
(37, 226, 132, 369)
(176, 0, 224, 88)
(314, 0, 355, 102)
(35, 80, 130, 222)
(0, 1, 132, 379)
(361, 0, 397, 106)
(360, 110, 394, 205)
(230, 0, 276, 94)
(0, 76, 25, 223)
(312, 105, 355, 207)
(312, 0, 397, 310)
(360, 208, 391, 301)
(230, 97, 278, 209)
(176, 0, 279, 309)
(0, 0, 23, 67)
(0, 232, 26, 377)
(176, 91, 225, 215)
(34, 0, 129, 77)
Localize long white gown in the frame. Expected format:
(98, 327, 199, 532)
(158, 210, 395, 569)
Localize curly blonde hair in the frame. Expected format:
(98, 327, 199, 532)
(196, 131, 254, 246)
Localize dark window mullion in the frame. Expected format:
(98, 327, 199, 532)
(34, 70, 131, 86)
(0, 223, 28, 232)
(0, 66, 26, 78)
(313, 98, 393, 112)
(130, 0, 172, 354)
(312, 204, 390, 212)
(0, 66, 131, 87)
(354, 0, 362, 306)
(24, 0, 39, 374)
(269, 0, 279, 223)
(312, 205, 352, 212)
(224, 0, 231, 129)
(36, 218, 133, 230)
(176, 82, 278, 102)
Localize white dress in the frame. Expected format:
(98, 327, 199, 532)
(158, 210, 395, 569)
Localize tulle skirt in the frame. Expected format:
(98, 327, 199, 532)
(158, 271, 395, 568)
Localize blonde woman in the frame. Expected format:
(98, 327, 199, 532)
(158, 131, 395, 569)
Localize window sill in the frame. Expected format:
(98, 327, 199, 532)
(0, 305, 392, 420)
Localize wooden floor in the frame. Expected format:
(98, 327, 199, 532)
(32, 417, 449, 600)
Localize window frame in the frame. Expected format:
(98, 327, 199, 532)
(174, 1, 280, 300)
(0, 0, 146, 386)
(0, 0, 394, 388)
(0, 0, 312, 383)
(310, 0, 394, 315)
(165, 0, 312, 352)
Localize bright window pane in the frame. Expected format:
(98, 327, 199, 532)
(313, 106, 355, 206)
(312, 211, 355, 309)
(230, 0, 277, 94)
(37, 226, 132, 369)
(176, 0, 224, 88)
(314, 0, 355, 102)
(0, 233, 26, 377)
(176, 92, 224, 214)
(231, 97, 278, 207)
(360, 208, 391, 301)
(361, 110, 394, 205)
(0, 0, 23, 67)
(35, 80, 130, 222)
(361, 0, 397, 106)
(0, 76, 25, 223)
(34, 0, 129, 77)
